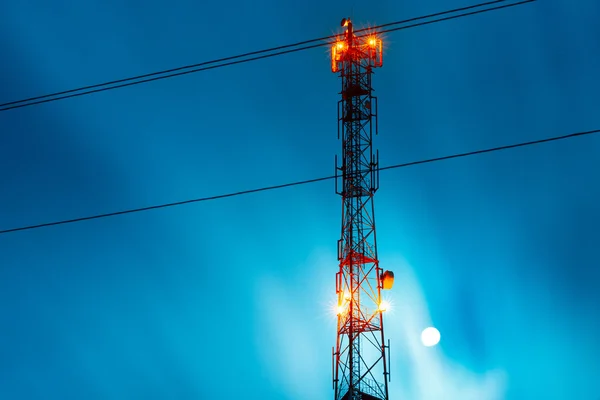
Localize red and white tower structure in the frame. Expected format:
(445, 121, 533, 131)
(331, 18, 394, 400)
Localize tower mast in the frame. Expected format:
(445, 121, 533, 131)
(331, 18, 394, 400)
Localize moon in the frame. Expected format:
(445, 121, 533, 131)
(421, 327, 441, 347)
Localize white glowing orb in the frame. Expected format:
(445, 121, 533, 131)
(421, 327, 441, 347)
(378, 300, 390, 312)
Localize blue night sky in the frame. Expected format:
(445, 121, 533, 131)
(1, 0, 599, 399)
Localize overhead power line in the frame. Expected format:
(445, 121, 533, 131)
(0, 0, 535, 112)
(0, 127, 595, 236)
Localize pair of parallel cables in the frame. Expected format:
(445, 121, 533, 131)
(5, 0, 594, 237)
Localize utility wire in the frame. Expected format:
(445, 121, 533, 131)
(0, 0, 534, 112)
(0, 0, 507, 108)
(0, 127, 595, 236)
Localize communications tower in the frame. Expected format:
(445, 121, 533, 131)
(331, 18, 394, 400)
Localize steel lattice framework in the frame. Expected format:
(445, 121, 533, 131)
(331, 19, 393, 400)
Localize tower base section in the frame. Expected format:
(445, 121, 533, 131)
(341, 391, 382, 400)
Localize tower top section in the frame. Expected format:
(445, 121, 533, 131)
(331, 18, 383, 73)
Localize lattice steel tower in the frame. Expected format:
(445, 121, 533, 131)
(331, 18, 394, 400)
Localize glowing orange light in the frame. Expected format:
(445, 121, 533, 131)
(336, 41, 345, 50)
